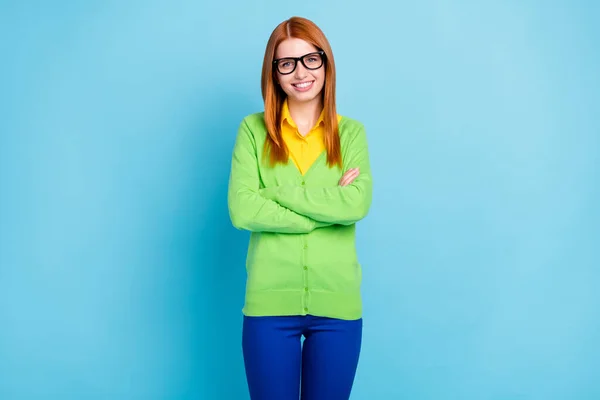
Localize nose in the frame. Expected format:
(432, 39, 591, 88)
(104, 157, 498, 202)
(294, 61, 308, 79)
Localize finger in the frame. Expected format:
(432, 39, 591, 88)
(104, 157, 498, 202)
(344, 169, 360, 183)
(344, 168, 358, 178)
(343, 168, 358, 179)
(342, 175, 357, 186)
(339, 168, 359, 186)
(340, 169, 359, 186)
(338, 169, 353, 185)
(339, 171, 356, 185)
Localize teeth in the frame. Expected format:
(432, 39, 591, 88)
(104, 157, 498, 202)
(294, 81, 313, 88)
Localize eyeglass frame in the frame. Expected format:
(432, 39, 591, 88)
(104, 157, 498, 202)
(272, 51, 326, 75)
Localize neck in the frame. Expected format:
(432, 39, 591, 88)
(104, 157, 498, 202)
(287, 96, 323, 129)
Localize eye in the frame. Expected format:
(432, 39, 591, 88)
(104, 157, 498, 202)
(277, 59, 295, 69)
(304, 54, 323, 65)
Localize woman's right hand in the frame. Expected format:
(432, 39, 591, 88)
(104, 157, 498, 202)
(338, 168, 359, 187)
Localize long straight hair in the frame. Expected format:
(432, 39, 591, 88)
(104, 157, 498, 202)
(261, 16, 342, 168)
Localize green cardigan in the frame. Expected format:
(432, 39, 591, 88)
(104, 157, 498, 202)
(227, 112, 373, 320)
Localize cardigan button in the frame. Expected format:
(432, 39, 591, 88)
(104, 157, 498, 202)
(301, 181, 305, 185)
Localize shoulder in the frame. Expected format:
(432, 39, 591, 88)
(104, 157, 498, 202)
(337, 115, 368, 144)
(239, 112, 266, 132)
(241, 111, 265, 127)
(338, 115, 364, 128)
(236, 112, 268, 142)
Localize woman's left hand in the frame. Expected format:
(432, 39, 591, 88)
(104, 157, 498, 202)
(338, 168, 359, 187)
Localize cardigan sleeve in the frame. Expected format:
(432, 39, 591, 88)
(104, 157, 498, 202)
(227, 118, 329, 233)
(260, 123, 373, 226)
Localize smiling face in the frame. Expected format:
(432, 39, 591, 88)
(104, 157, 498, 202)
(274, 38, 326, 106)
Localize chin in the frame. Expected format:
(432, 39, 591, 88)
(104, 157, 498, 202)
(288, 91, 321, 104)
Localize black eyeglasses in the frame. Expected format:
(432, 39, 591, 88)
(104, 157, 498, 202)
(273, 51, 325, 75)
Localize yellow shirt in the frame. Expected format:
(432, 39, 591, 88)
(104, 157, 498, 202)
(280, 99, 341, 175)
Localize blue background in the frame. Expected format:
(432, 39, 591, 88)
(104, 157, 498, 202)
(1, 1, 599, 399)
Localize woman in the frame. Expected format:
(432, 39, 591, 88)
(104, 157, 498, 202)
(227, 16, 373, 400)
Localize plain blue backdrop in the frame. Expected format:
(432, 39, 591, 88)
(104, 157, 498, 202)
(1, 1, 599, 399)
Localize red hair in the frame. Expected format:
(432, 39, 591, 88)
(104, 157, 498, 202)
(261, 16, 341, 169)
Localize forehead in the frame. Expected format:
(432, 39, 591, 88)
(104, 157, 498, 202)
(275, 38, 318, 59)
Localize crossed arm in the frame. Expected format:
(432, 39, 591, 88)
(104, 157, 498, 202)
(260, 125, 373, 226)
(227, 119, 329, 233)
(227, 119, 372, 233)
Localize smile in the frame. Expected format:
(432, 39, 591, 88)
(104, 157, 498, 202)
(292, 81, 314, 91)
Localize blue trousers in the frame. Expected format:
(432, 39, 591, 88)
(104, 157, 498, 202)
(242, 314, 362, 400)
